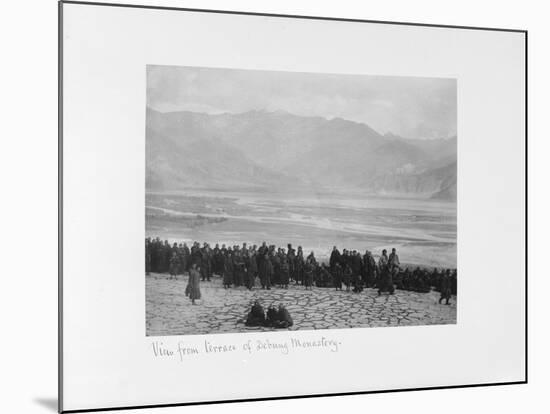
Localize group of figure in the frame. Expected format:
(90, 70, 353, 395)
(146, 238, 322, 290)
(245, 301, 294, 329)
(145, 237, 457, 304)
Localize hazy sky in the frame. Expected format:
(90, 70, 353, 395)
(147, 65, 456, 140)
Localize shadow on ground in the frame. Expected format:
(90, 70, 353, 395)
(34, 398, 57, 412)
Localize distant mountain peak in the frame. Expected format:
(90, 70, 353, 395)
(146, 109, 456, 200)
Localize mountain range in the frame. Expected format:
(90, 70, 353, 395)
(146, 108, 457, 200)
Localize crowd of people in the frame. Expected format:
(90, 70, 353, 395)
(145, 237, 457, 303)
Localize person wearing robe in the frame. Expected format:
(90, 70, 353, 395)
(294, 248, 304, 285)
(306, 251, 317, 266)
(181, 243, 190, 272)
(394, 268, 405, 290)
(377, 249, 394, 295)
(451, 269, 458, 295)
(318, 264, 332, 287)
(411, 267, 430, 293)
(429, 268, 440, 290)
(233, 251, 244, 287)
(274, 304, 293, 328)
(190, 243, 202, 269)
(246, 251, 258, 290)
(212, 244, 223, 276)
(259, 254, 272, 289)
(329, 246, 341, 270)
(168, 251, 179, 280)
(150, 238, 160, 272)
(439, 269, 452, 305)
(304, 262, 314, 290)
(351, 251, 363, 292)
(245, 300, 266, 326)
(343, 264, 352, 292)
(145, 238, 151, 276)
(161, 240, 172, 273)
(402, 267, 412, 290)
(223, 253, 234, 288)
(333, 262, 343, 290)
(242, 248, 251, 288)
(287, 244, 296, 282)
(185, 263, 201, 305)
(257, 242, 268, 266)
(341, 250, 350, 270)
(272, 253, 281, 286)
(362, 250, 376, 288)
(175, 243, 184, 275)
(202, 244, 213, 281)
(154, 240, 163, 273)
(280, 256, 290, 288)
(388, 248, 401, 282)
(265, 305, 279, 327)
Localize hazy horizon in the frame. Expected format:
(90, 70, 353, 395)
(147, 65, 457, 140)
(146, 105, 457, 142)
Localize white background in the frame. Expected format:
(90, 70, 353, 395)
(0, 0, 545, 413)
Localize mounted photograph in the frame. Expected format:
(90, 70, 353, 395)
(145, 65, 458, 336)
(60, 2, 527, 410)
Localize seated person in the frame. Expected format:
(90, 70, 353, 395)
(264, 303, 293, 328)
(245, 300, 266, 327)
(274, 304, 293, 328)
(264, 305, 279, 327)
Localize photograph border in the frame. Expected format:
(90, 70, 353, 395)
(58, 1, 528, 412)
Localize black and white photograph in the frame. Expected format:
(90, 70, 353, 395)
(53, 2, 528, 411)
(145, 65, 458, 336)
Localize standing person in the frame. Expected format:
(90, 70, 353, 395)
(233, 250, 244, 287)
(329, 246, 341, 270)
(333, 262, 343, 290)
(217, 243, 226, 276)
(176, 243, 184, 276)
(362, 250, 376, 288)
(294, 247, 304, 285)
(186, 263, 202, 305)
(341, 249, 350, 270)
(161, 240, 172, 273)
(351, 251, 363, 292)
(182, 242, 190, 272)
(306, 251, 317, 266)
(145, 238, 152, 276)
(402, 267, 412, 290)
(223, 251, 234, 289)
(452, 269, 458, 295)
(259, 254, 272, 290)
(203, 243, 213, 281)
(246, 251, 258, 290)
(258, 242, 268, 265)
(318, 264, 332, 287)
(272, 253, 281, 287)
(168, 251, 179, 280)
(343, 264, 352, 292)
(378, 249, 394, 295)
(388, 248, 400, 283)
(304, 262, 314, 291)
(280, 256, 290, 289)
(191, 242, 202, 269)
(287, 244, 296, 283)
(439, 269, 452, 305)
(150, 238, 159, 272)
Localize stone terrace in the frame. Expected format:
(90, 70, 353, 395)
(146, 273, 456, 336)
